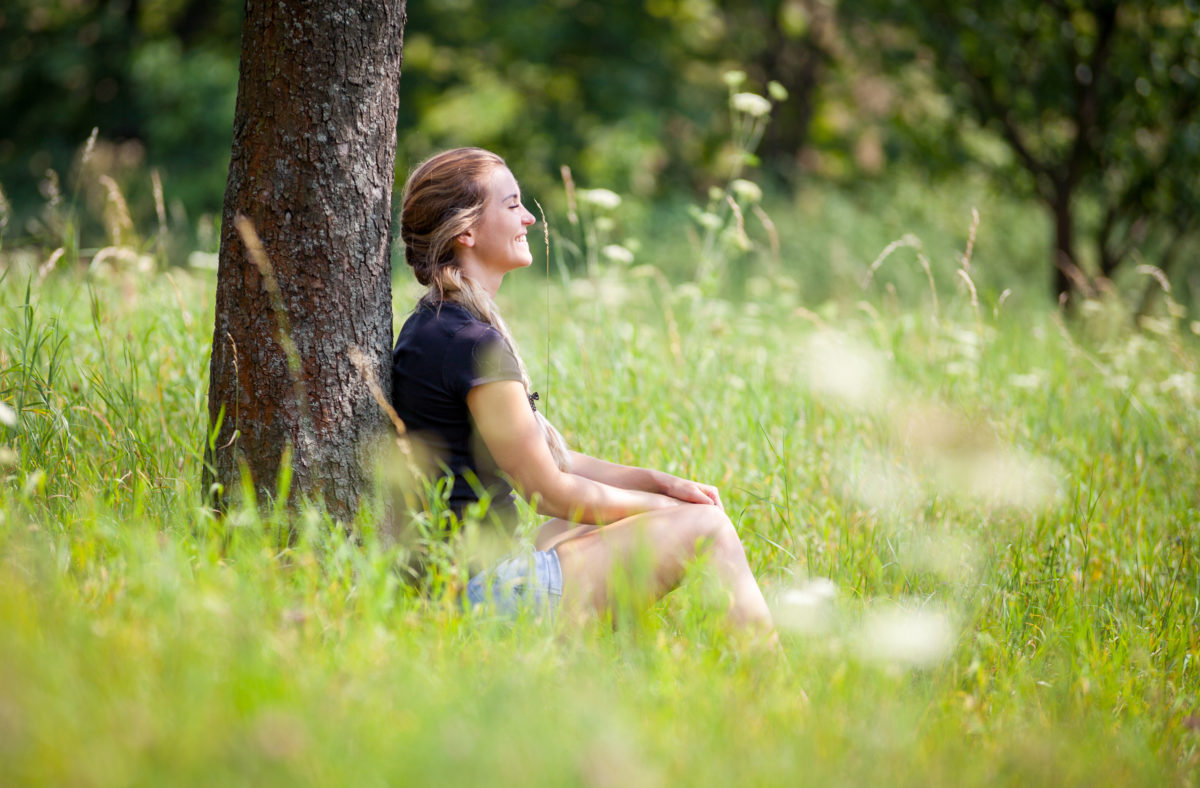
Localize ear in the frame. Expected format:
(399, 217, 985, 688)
(456, 228, 476, 248)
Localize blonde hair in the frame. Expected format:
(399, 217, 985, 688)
(400, 148, 570, 471)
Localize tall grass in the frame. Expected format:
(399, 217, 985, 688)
(2, 186, 1199, 785)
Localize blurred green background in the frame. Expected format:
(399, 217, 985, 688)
(1, 0, 1197, 304)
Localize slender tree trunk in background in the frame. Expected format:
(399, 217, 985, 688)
(205, 0, 406, 519)
(1052, 195, 1076, 302)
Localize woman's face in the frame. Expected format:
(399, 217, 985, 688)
(465, 166, 536, 273)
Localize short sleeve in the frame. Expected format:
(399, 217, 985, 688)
(444, 322, 523, 398)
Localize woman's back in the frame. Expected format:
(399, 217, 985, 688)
(391, 299, 523, 524)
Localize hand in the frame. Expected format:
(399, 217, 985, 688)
(657, 473, 724, 510)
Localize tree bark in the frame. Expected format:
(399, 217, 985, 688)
(205, 0, 406, 519)
(1051, 193, 1077, 302)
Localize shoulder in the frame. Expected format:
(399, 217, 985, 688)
(396, 301, 492, 348)
(403, 301, 520, 391)
(416, 301, 505, 351)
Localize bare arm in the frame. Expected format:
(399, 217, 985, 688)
(567, 452, 659, 493)
(568, 451, 723, 509)
(467, 381, 681, 524)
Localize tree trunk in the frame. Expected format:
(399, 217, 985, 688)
(205, 0, 406, 519)
(1052, 194, 1077, 302)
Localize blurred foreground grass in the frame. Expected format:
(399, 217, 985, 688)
(1, 215, 1199, 785)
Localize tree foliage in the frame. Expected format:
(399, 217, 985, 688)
(0, 0, 241, 235)
(842, 0, 1200, 299)
(1, 0, 832, 239)
(395, 0, 827, 197)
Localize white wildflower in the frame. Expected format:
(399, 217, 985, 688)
(601, 244, 634, 264)
(578, 188, 622, 210)
(0, 401, 16, 428)
(188, 251, 219, 270)
(1161, 372, 1197, 401)
(729, 178, 763, 203)
(800, 331, 888, 410)
(1139, 315, 1173, 336)
(768, 80, 789, 102)
(722, 70, 747, 88)
(24, 469, 46, 498)
(731, 92, 772, 118)
(694, 211, 722, 231)
(1009, 371, 1044, 390)
(957, 449, 1062, 511)
(774, 578, 837, 635)
(856, 604, 955, 668)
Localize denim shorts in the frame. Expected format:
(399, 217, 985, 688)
(464, 548, 563, 617)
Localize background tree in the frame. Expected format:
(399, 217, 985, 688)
(0, 0, 242, 238)
(841, 0, 1200, 301)
(204, 1, 406, 518)
(1, 0, 835, 240)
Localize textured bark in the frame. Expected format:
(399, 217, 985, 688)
(205, 0, 406, 519)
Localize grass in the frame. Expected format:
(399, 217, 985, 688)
(2, 184, 1199, 785)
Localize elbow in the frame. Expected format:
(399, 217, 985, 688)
(512, 470, 578, 520)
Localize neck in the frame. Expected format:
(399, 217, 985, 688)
(456, 254, 503, 298)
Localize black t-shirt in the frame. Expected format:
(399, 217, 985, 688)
(390, 300, 524, 525)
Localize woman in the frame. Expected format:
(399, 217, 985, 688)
(391, 148, 774, 635)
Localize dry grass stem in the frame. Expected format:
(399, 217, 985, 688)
(233, 214, 313, 442)
(1135, 264, 1172, 294)
(861, 234, 921, 287)
(348, 347, 408, 439)
(560, 165, 578, 225)
(724, 194, 750, 249)
(961, 207, 979, 270)
(751, 204, 781, 271)
(957, 268, 980, 322)
(98, 175, 133, 246)
(151, 169, 167, 256)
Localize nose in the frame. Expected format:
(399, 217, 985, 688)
(522, 208, 536, 227)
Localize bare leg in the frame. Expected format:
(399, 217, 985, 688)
(534, 518, 597, 551)
(550, 504, 774, 635)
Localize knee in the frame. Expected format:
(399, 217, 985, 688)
(684, 505, 743, 554)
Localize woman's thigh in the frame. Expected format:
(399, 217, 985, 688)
(534, 518, 598, 551)
(551, 504, 729, 611)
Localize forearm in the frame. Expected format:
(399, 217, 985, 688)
(525, 469, 672, 524)
(567, 451, 664, 494)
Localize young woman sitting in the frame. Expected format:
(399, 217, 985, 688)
(390, 147, 774, 637)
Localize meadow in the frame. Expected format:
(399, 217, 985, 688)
(1, 176, 1198, 785)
